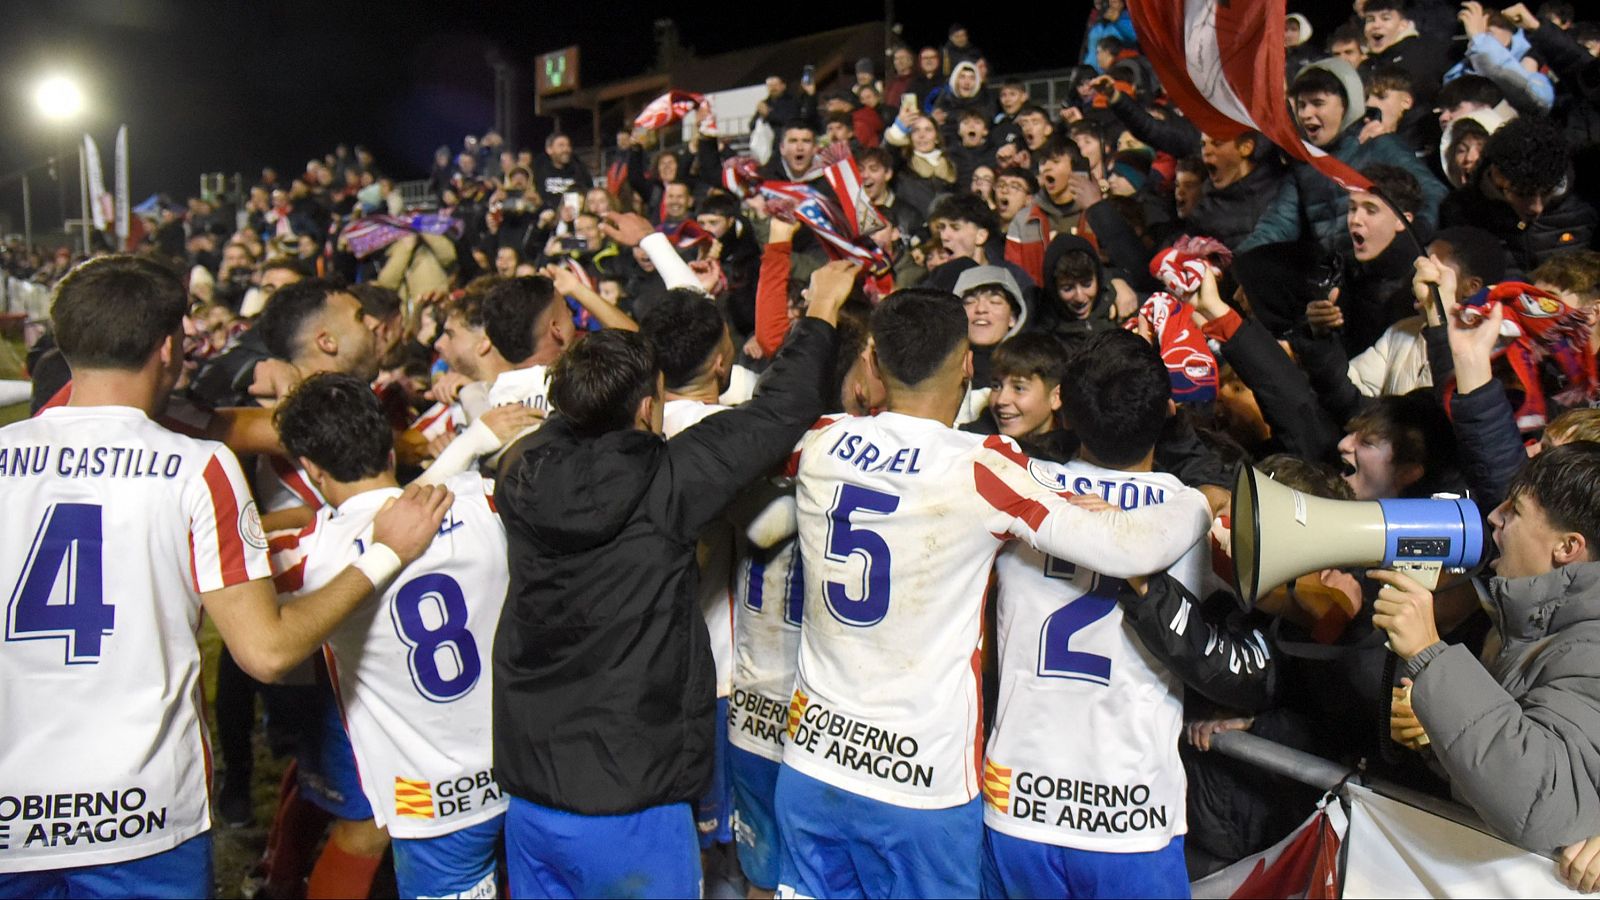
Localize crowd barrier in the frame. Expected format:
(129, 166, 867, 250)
(1200, 730, 1580, 898)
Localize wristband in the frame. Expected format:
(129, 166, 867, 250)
(353, 542, 404, 586)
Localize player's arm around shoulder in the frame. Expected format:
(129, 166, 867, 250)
(203, 478, 456, 683)
(970, 439, 1212, 578)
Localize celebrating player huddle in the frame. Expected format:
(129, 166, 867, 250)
(0, 257, 1244, 900)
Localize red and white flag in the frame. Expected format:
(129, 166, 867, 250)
(1129, 0, 1370, 191)
(1192, 799, 1344, 899)
(633, 90, 718, 136)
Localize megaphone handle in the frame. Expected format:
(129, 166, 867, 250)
(1389, 561, 1442, 591)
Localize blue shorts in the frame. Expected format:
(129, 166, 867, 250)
(696, 697, 734, 850)
(981, 827, 1189, 899)
(505, 796, 700, 899)
(774, 764, 981, 899)
(392, 814, 503, 899)
(729, 747, 781, 890)
(0, 833, 213, 900)
(294, 688, 372, 821)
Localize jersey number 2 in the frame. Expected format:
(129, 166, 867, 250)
(392, 573, 481, 702)
(6, 503, 112, 664)
(1038, 558, 1118, 685)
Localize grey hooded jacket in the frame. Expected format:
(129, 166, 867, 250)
(1411, 562, 1600, 852)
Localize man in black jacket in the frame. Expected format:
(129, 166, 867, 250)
(491, 265, 849, 897)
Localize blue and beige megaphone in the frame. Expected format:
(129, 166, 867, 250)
(1231, 465, 1486, 606)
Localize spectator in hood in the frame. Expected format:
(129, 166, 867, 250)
(1037, 233, 1135, 337)
(1446, 2, 1555, 117)
(931, 61, 998, 144)
(954, 264, 1032, 387)
(1286, 12, 1319, 74)
(1238, 58, 1447, 256)
(1439, 114, 1598, 270)
(1438, 107, 1510, 189)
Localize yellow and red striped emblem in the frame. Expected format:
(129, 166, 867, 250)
(787, 688, 810, 739)
(394, 777, 435, 819)
(981, 760, 1012, 814)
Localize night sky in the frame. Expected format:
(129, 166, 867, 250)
(0, 0, 1352, 237)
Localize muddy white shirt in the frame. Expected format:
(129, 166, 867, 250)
(0, 406, 271, 871)
(784, 413, 1209, 809)
(985, 460, 1205, 851)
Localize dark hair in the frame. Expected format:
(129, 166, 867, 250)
(256, 279, 344, 361)
(1054, 249, 1099, 288)
(1508, 441, 1600, 560)
(1096, 35, 1124, 55)
(781, 121, 816, 140)
(1061, 330, 1170, 467)
(273, 372, 392, 483)
(1484, 116, 1570, 197)
(1364, 63, 1415, 98)
(1176, 157, 1207, 179)
(1431, 226, 1509, 287)
(825, 110, 854, 129)
(638, 290, 728, 389)
(828, 300, 874, 406)
(958, 108, 988, 126)
(259, 257, 311, 281)
(1363, 0, 1409, 15)
(1000, 77, 1025, 90)
(1538, 1, 1575, 21)
(697, 192, 740, 220)
(348, 282, 402, 322)
(991, 332, 1069, 386)
(858, 146, 895, 171)
(1435, 74, 1505, 113)
(870, 289, 970, 386)
(1328, 22, 1364, 50)
(482, 275, 560, 364)
(548, 329, 659, 437)
(995, 165, 1039, 194)
(1346, 390, 1458, 496)
(1359, 164, 1423, 216)
(1015, 104, 1051, 121)
(51, 255, 186, 371)
(928, 193, 999, 237)
(1290, 67, 1349, 108)
(1257, 454, 1356, 501)
(1038, 134, 1084, 165)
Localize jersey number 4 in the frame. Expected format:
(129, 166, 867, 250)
(391, 573, 481, 702)
(6, 503, 113, 665)
(1039, 557, 1119, 686)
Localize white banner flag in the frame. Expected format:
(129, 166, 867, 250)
(1342, 784, 1581, 898)
(82, 134, 112, 232)
(114, 126, 130, 249)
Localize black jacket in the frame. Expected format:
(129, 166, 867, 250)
(1185, 164, 1286, 251)
(491, 318, 836, 815)
(1439, 165, 1599, 272)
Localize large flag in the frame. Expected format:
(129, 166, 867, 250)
(1129, 0, 1371, 191)
(114, 126, 130, 250)
(82, 135, 115, 232)
(1192, 799, 1343, 899)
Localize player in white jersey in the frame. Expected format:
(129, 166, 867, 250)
(775, 290, 1212, 899)
(984, 330, 1212, 898)
(272, 374, 511, 899)
(0, 257, 452, 898)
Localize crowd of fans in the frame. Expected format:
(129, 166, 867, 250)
(10, 0, 1600, 897)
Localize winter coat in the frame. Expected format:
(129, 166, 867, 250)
(1439, 164, 1599, 272)
(1444, 30, 1554, 117)
(1036, 233, 1121, 337)
(1412, 562, 1600, 852)
(491, 318, 836, 815)
(1186, 164, 1286, 251)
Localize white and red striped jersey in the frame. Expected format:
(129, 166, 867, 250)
(409, 401, 467, 443)
(269, 472, 509, 838)
(730, 524, 802, 761)
(663, 399, 736, 698)
(255, 455, 326, 514)
(0, 406, 271, 872)
(784, 414, 1210, 809)
(984, 460, 1205, 852)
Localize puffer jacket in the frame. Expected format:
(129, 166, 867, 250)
(1439, 164, 1599, 271)
(1186, 164, 1286, 251)
(1412, 562, 1600, 853)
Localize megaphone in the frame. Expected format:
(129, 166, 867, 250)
(1231, 465, 1485, 606)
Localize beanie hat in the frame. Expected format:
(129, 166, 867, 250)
(954, 264, 1029, 337)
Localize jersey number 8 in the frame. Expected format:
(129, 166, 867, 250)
(391, 573, 481, 702)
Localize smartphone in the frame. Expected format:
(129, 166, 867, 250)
(900, 92, 918, 116)
(562, 192, 582, 218)
(1362, 106, 1383, 123)
(801, 64, 815, 88)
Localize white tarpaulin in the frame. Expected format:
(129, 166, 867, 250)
(1343, 783, 1580, 898)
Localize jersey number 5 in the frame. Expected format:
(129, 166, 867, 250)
(391, 573, 481, 702)
(6, 503, 113, 664)
(1039, 557, 1119, 685)
(822, 485, 900, 626)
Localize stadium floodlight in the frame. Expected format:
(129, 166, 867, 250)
(34, 75, 86, 122)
